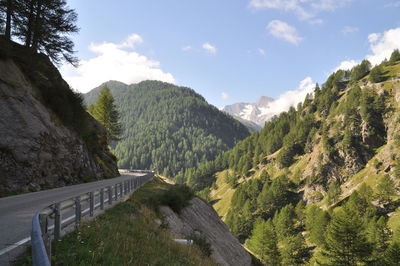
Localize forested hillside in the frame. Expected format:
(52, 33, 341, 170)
(84, 80, 250, 177)
(188, 50, 400, 265)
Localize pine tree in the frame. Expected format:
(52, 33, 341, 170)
(88, 86, 121, 144)
(0, 2, 4, 33)
(280, 234, 310, 265)
(367, 216, 391, 263)
(305, 205, 330, 247)
(0, 0, 13, 39)
(351, 60, 371, 81)
(322, 205, 372, 265)
(327, 180, 341, 204)
(375, 175, 395, 205)
(369, 65, 384, 83)
(389, 49, 400, 63)
(246, 219, 281, 265)
(384, 242, 400, 265)
(273, 204, 296, 240)
(295, 200, 306, 227)
(13, 0, 79, 65)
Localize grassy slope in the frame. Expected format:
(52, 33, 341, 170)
(209, 170, 236, 221)
(210, 62, 400, 229)
(16, 177, 216, 266)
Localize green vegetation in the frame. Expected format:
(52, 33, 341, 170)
(145, 183, 194, 214)
(389, 49, 400, 63)
(0, 0, 79, 65)
(88, 86, 122, 144)
(47, 178, 215, 266)
(245, 219, 280, 265)
(84, 80, 250, 179)
(194, 51, 400, 264)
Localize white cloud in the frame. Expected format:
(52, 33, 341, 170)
(60, 34, 175, 93)
(182, 45, 193, 51)
(267, 20, 303, 45)
(368, 33, 380, 43)
(221, 92, 230, 100)
(260, 77, 315, 116)
(342, 26, 359, 34)
(258, 48, 266, 55)
(366, 28, 400, 65)
(334, 27, 400, 71)
(118, 34, 143, 48)
(249, 0, 352, 22)
(334, 60, 359, 72)
(202, 43, 217, 55)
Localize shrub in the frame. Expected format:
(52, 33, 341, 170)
(188, 233, 212, 257)
(159, 184, 194, 213)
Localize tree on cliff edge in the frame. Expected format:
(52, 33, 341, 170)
(0, 0, 79, 65)
(88, 86, 121, 144)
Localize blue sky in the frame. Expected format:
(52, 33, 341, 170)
(60, 0, 400, 109)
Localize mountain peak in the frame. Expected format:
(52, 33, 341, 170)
(256, 96, 274, 106)
(222, 96, 275, 127)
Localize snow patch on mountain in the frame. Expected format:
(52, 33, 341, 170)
(222, 77, 316, 127)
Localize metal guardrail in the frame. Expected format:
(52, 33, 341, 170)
(31, 172, 154, 266)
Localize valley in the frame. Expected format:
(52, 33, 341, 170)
(2, 1, 400, 265)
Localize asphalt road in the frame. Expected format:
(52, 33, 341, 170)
(0, 173, 147, 264)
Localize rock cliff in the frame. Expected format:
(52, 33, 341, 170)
(160, 197, 252, 266)
(0, 39, 119, 196)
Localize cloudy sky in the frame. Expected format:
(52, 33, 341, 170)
(61, 0, 400, 109)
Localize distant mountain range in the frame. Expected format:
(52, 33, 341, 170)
(222, 96, 275, 128)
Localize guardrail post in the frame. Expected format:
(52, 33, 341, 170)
(39, 214, 51, 259)
(108, 186, 112, 205)
(89, 192, 94, 217)
(54, 203, 61, 240)
(125, 181, 128, 195)
(75, 196, 81, 228)
(115, 184, 118, 200)
(100, 188, 104, 210)
(120, 182, 123, 197)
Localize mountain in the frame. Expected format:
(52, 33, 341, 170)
(222, 96, 274, 127)
(187, 52, 400, 264)
(84, 80, 250, 178)
(0, 38, 119, 196)
(228, 115, 262, 132)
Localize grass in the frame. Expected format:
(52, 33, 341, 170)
(388, 208, 400, 232)
(209, 170, 237, 220)
(16, 177, 216, 266)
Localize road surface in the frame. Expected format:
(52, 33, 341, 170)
(0, 173, 147, 264)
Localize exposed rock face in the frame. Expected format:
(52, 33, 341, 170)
(0, 58, 119, 194)
(160, 197, 252, 266)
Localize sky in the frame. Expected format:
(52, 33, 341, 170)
(60, 0, 400, 109)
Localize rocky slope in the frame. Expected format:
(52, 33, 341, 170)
(0, 39, 119, 196)
(222, 96, 274, 127)
(160, 197, 252, 266)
